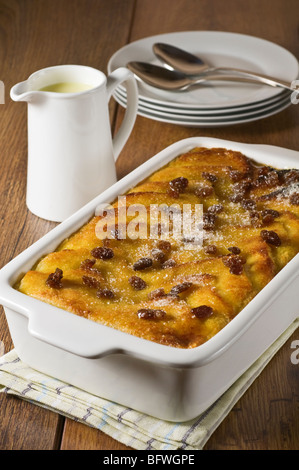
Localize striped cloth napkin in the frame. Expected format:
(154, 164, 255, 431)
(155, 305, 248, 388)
(0, 319, 298, 450)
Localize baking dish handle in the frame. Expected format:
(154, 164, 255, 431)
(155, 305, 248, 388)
(27, 303, 123, 358)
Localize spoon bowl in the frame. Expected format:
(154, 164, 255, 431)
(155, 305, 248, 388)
(127, 62, 192, 90)
(153, 42, 209, 75)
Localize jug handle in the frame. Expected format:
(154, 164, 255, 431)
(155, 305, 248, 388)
(106, 67, 138, 160)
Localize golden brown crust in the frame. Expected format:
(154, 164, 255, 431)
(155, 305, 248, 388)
(17, 147, 299, 348)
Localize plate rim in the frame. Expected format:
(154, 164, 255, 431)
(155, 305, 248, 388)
(114, 91, 292, 127)
(116, 85, 291, 115)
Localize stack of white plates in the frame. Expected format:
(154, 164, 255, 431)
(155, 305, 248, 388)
(108, 31, 298, 127)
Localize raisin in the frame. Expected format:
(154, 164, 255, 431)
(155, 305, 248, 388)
(229, 169, 244, 182)
(91, 246, 114, 260)
(260, 230, 281, 247)
(129, 275, 147, 290)
(249, 210, 260, 219)
(191, 305, 214, 319)
(137, 308, 166, 320)
(227, 246, 241, 255)
(230, 180, 252, 202)
(96, 288, 115, 299)
(204, 244, 218, 255)
(266, 172, 280, 187)
(261, 209, 280, 224)
(282, 170, 299, 184)
(133, 257, 153, 270)
(167, 188, 180, 199)
(261, 209, 280, 218)
(157, 240, 172, 252)
(290, 193, 299, 205)
(82, 275, 101, 289)
(254, 167, 279, 188)
(161, 259, 176, 269)
(232, 254, 246, 265)
(234, 180, 252, 194)
(202, 172, 218, 183)
(241, 199, 257, 210)
(169, 282, 192, 296)
(46, 268, 63, 289)
(229, 193, 244, 203)
(148, 288, 167, 299)
(207, 204, 223, 214)
(151, 248, 166, 262)
(203, 212, 217, 231)
(229, 262, 243, 275)
(222, 255, 245, 275)
(169, 177, 189, 193)
(80, 259, 96, 271)
(194, 186, 213, 198)
(262, 214, 275, 225)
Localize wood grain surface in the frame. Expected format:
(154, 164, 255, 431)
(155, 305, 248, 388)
(0, 0, 298, 451)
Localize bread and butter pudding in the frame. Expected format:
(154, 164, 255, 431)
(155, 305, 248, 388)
(17, 147, 299, 349)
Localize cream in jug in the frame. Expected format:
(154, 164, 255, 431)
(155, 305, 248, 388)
(10, 65, 138, 222)
(39, 82, 93, 93)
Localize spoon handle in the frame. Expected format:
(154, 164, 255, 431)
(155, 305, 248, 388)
(191, 73, 295, 92)
(205, 67, 293, 90)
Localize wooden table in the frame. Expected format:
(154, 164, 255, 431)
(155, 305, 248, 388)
(0, 0, 298, 451)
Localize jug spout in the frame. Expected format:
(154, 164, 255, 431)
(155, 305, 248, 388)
(10, 80, 39, 102)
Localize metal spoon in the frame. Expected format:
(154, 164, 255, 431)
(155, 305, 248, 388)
(127, 61, 295, 92)
(153, 43, 208, 75)
(152, 42, 294, 91)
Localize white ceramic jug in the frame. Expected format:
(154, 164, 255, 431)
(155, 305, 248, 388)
(10, 64, 138, 222)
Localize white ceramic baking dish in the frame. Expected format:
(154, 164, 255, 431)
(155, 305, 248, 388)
(0, 137, 298, 422)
